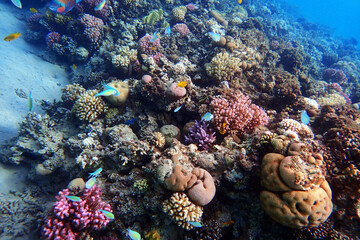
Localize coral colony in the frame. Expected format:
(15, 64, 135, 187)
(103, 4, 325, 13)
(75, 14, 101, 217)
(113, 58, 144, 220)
(2, 0, 360, 239)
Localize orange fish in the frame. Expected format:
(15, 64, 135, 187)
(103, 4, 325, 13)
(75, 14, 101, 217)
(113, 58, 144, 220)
(29, 8, 38, 13)
(238, 0, 242, 4)
(221, 220, 235, 227)
(177, 81, 187, 88)
(4, 33, 21, 41)
(72, 63, 77, 70)
(219, 122, 227, 135)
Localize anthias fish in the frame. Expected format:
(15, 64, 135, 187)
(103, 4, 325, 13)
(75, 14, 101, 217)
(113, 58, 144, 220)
(177, 81, 187, 88)
(4, 33, 21, 41)
(49, 0, 82, 14)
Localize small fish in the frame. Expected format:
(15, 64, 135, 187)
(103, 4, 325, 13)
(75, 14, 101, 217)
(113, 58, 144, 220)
(188, 221, 202, 228)
(201, 112, 214, 122)
(28, 91, 33, 112)
(127, 229, 141, 240)
(174, 104, 183, 112)
(94, 0, 106, 10)
(125, 118, 136, 125)
(72, 63, 77, 70)
(85, 177, 96, 189)
(219, 122, 227, 135)
(99, 210, 114, 220)
(238, 0, 242, 4)
(208, 32, 221, 42)
(300, 110, 310, 125)
(4, 33, 21, 41)
(11, 0, 22, 8)
(29, 8, 38, 13)
(150, 32, 158, 43)
(95, 88, 118, 97)
(49, 0, 82, 14)
(89, 167, 102, 178)
(66, 195, 81, 202)
(221, 220, 235, 227)
(165, 25, 172, 36)
(177, 81, 187, 88)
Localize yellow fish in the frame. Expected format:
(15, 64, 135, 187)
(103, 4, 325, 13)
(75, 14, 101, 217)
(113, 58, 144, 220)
(4, 33, 21, 41)
(219, 122, 227, 135)
(72, 63, 77, 70)
(177, 81, 187, 88)
(30, 8, 38, 13)
(238, 0, 242, 4)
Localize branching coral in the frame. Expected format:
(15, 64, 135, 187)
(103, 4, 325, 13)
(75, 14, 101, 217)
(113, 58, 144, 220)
(72, 90, 109, 122)
(163, 192, 203, 230)
(185, 120, 216, 151)
(79, 14, 104, 44)
(210, 92, 268, 137)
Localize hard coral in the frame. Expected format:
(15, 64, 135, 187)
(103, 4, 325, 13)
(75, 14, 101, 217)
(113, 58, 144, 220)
(205, 52, 242, 83)
(187, 168, 216, 206)
(79, 14, 104, 44)
(72, 90, 109, 122)
(210, 92, 268, 137)
(165, 165, 197, 191)
(172, 23, 191, 37)
(139, 34, 161, 54)
(42, 186, 112, 239)
(163, 192, 203, 230)
(184, 120, 216, 151)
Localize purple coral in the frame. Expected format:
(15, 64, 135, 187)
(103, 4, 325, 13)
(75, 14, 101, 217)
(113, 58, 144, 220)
(42, 186, 112, 240)
(27, 13, 43, 30)
(75, 0, 109, 20)
(138, 34, 161, 54)
(323, 68, 348, 84)
(185, 120, 216, 151)
(80, 14, 104, 44)
(46, 32, 61, 47)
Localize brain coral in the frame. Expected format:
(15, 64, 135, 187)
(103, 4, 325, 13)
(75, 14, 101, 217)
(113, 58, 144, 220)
(72, 90, 109, 122)
(205, 52, 242, 83)
(163, 192, 203, 230)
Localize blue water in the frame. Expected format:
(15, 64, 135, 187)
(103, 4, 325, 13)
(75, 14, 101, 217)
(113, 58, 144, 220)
(283, 0, 360, 45)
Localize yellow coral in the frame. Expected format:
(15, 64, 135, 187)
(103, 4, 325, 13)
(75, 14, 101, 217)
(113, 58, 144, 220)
(72, 90, 109, 122)
(145, 230, 161, 240)
(111, 46, 137, 72)
(163, 192, 203, 230)
(151, 132, 166, 148)
(205, 51, 243, 83)
(172, 6, 187, 22)
(317, 93, 347, 106)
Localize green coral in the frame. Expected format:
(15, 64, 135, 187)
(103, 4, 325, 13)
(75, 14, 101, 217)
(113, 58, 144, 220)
(143, 9, 164, 25)
(134, 179, 149, 193)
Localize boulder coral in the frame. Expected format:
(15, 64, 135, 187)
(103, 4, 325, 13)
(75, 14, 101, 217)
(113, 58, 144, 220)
(260, 151, 332, 228)
(104, 81, 129, 106)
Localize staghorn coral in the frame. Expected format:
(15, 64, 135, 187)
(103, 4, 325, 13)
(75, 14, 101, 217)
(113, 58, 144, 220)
(205, 51, 243, 83)
(72, 90, 109, 122)
(163, 192, 203, 230)
(210, 92, 269, 137)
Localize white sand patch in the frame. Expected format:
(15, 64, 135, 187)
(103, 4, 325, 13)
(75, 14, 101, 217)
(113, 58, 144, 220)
(0, 2, 69, 143)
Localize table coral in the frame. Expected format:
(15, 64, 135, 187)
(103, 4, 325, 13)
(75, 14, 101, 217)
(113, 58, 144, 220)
(210, 92, 269, 137)
(72, 90, 109, 122)
(162, 192, 203, 230)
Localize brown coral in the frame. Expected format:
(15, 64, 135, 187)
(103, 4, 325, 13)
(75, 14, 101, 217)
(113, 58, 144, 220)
(72, 90, 109, 122)
(162, 192, 203, 230)
(165, 165, 197, 191)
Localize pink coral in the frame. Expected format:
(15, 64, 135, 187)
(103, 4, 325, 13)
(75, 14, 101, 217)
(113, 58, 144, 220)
(185, 3, 198, 11)
(46, 32, 61, 47)
(167, 82, 187, 100)
(80, 14, 104, 43)
(172, 23, 191, 37)
(75, 0, 109, 20)
(42, 186, 112, 240)
(138, 34, 161, 54)
(210, 92, 268, 136)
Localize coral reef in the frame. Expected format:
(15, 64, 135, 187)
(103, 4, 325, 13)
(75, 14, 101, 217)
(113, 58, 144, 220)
(72, 90, 109, 122)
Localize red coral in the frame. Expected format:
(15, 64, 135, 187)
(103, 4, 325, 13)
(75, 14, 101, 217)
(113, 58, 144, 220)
(172, 23, 191, 37)
(210, 92, 268, 136)
(138, 34, 161, 54)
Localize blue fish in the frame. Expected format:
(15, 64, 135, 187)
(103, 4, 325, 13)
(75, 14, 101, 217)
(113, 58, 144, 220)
(125, 118, 136, 125)
(66, 195, 81, 202)
(188, 221, 202, 228)
(174, 104, 183, 112)
(201, 112, 214, 122)
(95, 84, 119, 97)
(300, 110, 310, 125)
(99, 210, 114, 220)
(85, 177, 96, 189)
(165, 25, 172, 36)
(209, 32, 221, 42)
(28, 91, 33, 112)
(150, 32, 158, 43)
(89, 167, 102, 178)
(127, 229, 141, 240)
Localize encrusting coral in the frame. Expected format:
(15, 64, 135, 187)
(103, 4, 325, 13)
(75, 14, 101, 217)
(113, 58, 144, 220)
(163, 192, 203, 230)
